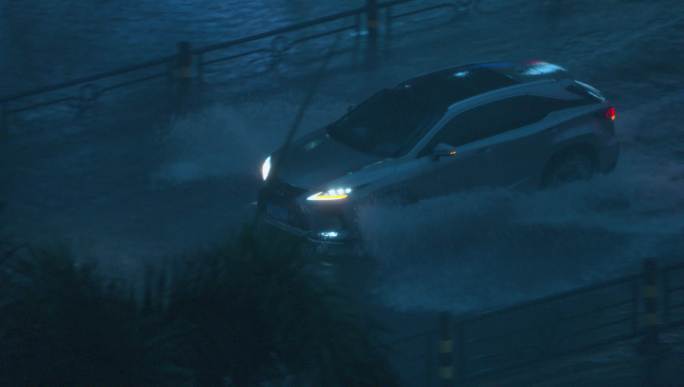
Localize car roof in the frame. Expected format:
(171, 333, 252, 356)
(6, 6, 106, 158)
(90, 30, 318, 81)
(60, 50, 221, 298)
(395, 60, 574, 107)
(420, 60, 573, 83)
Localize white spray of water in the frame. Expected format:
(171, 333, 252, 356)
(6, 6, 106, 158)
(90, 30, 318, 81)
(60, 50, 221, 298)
(154, 97, 347, 183)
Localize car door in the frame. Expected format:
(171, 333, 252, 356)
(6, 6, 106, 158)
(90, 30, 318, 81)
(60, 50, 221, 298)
(398, 99, 510, 201)
(470, 95, 554, 189)
(478, 94, 598, 189)
(398, 93, 576, 200)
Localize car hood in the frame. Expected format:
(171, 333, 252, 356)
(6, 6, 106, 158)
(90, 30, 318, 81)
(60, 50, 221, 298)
(273, 130, 382, 190)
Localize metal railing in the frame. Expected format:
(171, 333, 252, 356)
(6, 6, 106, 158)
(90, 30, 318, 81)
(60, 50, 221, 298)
(0, 0, 463, 133)
(389, 259, 684, 386)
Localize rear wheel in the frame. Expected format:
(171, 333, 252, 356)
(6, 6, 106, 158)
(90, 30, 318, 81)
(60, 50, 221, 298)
(542, 150, 596, 188)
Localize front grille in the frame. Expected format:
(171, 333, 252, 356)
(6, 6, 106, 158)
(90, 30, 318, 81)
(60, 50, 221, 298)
(260, 178, 309, 230)
(267, 178, 307, 199)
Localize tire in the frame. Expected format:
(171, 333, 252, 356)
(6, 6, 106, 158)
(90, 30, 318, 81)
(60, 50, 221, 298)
(542, 150, 596, 188)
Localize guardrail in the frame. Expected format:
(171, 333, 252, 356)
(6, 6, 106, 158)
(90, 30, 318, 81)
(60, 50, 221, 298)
(0, 0, 463, 133)
(389, 259, 684, 386)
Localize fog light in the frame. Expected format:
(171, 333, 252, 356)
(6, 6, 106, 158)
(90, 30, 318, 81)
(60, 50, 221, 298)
(319, 231, 340, 239)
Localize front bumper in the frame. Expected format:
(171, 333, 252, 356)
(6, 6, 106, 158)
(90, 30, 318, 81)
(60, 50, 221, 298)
(258, 215, 362, 257)
(256, 179, 361, 255)
(250, 212, 373, 294)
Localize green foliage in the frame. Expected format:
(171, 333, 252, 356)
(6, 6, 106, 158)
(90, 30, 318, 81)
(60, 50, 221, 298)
(0, 229, 397, 386)
(0, 247, 184, 386)
(162, 229, 396, 386)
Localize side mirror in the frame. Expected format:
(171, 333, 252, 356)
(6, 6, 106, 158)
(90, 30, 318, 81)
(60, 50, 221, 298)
(431, 143, 457, 161)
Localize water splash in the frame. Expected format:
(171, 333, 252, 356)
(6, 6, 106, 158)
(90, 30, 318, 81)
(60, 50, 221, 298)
(154, 98, 346, 183)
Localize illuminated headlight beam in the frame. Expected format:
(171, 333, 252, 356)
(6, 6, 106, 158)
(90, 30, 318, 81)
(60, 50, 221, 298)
(307, 187, 352, 201)
(261, 156, 271, 181)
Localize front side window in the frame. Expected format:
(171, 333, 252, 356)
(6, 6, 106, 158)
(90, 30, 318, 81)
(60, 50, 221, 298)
(327, 88, 442, 158)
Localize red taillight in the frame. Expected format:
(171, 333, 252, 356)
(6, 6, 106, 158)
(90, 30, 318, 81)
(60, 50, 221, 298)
(605, 106, 616, 121)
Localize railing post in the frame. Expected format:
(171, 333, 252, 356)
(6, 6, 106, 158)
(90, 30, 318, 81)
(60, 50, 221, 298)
(174, 41, 193, 113)
(662, 268, 671, 325)
(425, 331, 433, 387)
(438, 312, 454, 387)
(455, 321, 465, 385)
(639, 259, 662, 352)
(638, 258, 669, 386)
(631, 277, 640, 336)
(196, 52, 205, 84)
(0, 103, 8, 135)
(384, 5, 393, 55)
(166, 60, 175, 84)
(366, 0, 379, 68)
(354, 13, 361, 67)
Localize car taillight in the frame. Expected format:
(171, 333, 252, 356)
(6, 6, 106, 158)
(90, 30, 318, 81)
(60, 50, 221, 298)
(605, 106, 616, 121)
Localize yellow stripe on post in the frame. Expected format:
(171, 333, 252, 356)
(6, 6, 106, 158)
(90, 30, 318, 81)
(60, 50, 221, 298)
(439, 366, 454, 380)
(439, 339, 453, 354)
(644, 313, 659, 326)
(438, 312, 454, 386)
(179, 67, 192, 79)
(644, 285, 657, 298)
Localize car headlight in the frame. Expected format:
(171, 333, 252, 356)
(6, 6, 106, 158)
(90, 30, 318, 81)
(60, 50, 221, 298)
(261, 156, 271, 181)
(307, 187, 353, 201)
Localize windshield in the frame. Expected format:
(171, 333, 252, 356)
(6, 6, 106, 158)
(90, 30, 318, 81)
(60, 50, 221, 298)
(327, 88, 441, 157)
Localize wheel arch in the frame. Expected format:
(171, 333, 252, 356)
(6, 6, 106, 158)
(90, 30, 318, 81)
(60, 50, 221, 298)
(540, 141, 599, 186)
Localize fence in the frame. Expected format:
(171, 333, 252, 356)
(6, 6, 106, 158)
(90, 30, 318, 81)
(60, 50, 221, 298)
(0, 0, 464, 133)
(389, 259, 684, 386)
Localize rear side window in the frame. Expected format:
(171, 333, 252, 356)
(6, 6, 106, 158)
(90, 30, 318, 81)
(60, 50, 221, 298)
(426, 95, 592, 149)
